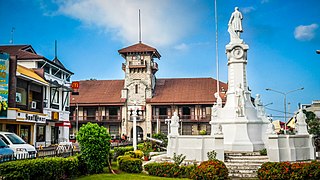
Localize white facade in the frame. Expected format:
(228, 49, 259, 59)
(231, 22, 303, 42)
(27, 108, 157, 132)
(18, 58, 73, 146)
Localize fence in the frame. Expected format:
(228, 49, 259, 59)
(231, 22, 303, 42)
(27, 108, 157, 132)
(0, 146, 80, 163)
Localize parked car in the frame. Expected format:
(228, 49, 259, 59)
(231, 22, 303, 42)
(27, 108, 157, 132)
(0, 132, 37, 158)
(0, 138, 14, 162)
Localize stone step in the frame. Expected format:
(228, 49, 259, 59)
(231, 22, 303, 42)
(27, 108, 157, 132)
(229, 173, 258, 178)
(225, 159, 268, 163)
(225, 152, 261, 156)
(226, 164, 261, 170)
(229, 169, 257, 174)
(225, 155, 268, 160)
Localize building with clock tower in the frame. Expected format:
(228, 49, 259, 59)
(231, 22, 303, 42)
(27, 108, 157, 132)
(118, 42, 161, 138)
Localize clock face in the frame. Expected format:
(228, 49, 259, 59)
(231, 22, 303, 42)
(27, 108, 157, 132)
(233, 47, 244, 59)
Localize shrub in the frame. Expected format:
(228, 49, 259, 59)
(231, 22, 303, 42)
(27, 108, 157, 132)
(259, 148, 267, 155)
(172, 153, 186, 166)
(191, 160, 228, 180)
(113, 146, 134, 160)
(77, 122, 111, 174)
(207, 150, 217, 160)
(199, 130, 207, 135)
(257, 161, 320, 180)
(144, 162, 195, 178)
(152, 133, 168, 147)
(124, 150, 143, 159)
(0, 156, 80, 180)
(117, 155, 142, 173)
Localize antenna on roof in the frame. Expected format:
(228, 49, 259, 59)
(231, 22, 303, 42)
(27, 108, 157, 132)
(139, 9, 142, 43)
(10, 27, 15, 44)
(54, 40, 58, 59)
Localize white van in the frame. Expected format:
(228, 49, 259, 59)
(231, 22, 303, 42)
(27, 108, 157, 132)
(0, 132, 37, 158)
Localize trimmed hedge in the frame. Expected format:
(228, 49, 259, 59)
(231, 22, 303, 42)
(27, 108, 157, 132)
(113, 146, 134, 160)
(258, 161, 320, 180)
(191, 160, 229, 180)
(124, 150, 144, 159)
(144, 162, 196, 178)
(0, 156, 81, 180)
(117, 155, 142, 173)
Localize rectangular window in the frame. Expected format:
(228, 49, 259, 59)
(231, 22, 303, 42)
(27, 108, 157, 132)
(159, 107, 167, 119)
(51, 88, 59, 104)
(36, 126, 45, 142)
(109, 107, 118, 119)
(135, 84, 138, 94)
(86, 108, 96, 120)
(109, 125, 119, 135)
(16, 88, 27, 105)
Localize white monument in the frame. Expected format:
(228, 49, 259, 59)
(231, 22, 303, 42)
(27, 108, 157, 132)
(295, 109, 309, 135)
(211, 7, 269, 152)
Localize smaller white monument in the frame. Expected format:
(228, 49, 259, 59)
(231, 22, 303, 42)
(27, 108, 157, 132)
(170, 112, 180, 136)
(295, 109, 309, 135)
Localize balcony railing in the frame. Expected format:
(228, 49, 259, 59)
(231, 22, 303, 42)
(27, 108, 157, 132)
(69, 115, 121, 122)
(129, 115, 145, 122)
(128, 60, 146, 68)
(151, 114, 211, 122)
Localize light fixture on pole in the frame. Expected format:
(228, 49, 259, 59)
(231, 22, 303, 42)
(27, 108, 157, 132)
(266, 87, 304, 134)
(132, 101, 138, 151)
(316, 50, 320, 54)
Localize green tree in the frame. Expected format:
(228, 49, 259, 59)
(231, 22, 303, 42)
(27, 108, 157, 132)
(304, 110, 320, 136)
(77, 122, 111, 174)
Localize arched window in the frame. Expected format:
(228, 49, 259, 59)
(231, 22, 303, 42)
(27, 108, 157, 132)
(135, 84, 139, 94)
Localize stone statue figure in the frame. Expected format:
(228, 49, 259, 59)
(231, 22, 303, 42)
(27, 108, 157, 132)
(212, 103, 218, 117)
(235, 83, 246, 117)
(214, 92, 223, 108)
(295, 109, 309, 135)
(229, 7, 243, 37)
(170, 112, 180, 135)
(254, 94, 266, 117)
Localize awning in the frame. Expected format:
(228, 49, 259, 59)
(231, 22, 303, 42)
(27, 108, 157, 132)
(16, 65, 48, 86)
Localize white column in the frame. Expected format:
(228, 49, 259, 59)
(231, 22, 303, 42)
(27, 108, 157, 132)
(132, 106, 138, 151)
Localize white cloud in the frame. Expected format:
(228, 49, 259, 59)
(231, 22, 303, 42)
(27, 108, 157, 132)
(51, 0, 197, 47)
(241, 6, 255, 14)
(174, 43, 189, 51)
(294, 23, 318, 41)
(261, 0, 270, 4)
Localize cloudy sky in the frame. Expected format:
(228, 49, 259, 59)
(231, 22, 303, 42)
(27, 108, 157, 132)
(0, 0, 319, 120)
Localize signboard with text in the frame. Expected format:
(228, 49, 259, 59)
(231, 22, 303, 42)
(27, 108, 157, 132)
(0, 53, 9, 118)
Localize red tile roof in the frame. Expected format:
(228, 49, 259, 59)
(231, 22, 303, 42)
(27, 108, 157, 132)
(0, 45, 44, 59)
(118, 42, 161, 59)
(70, 78, 227, 105)
(148, 78, 227, 104)
(70, 80, 125, 105)
(0, 45, 73, 74)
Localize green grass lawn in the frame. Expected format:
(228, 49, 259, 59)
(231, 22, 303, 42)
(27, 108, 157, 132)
(75, 162, 189, 180)
(75, 173, 188, 180)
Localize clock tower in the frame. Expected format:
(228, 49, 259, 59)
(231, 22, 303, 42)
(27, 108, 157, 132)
(118, 42, 161, 137)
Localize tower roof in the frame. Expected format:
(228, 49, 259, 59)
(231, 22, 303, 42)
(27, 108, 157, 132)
(118, 42, 161, 59)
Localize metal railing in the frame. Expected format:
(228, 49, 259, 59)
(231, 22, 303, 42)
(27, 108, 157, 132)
(69, 115, 121, 122)
(0, 147, 80, 164)
(152, 114, 211, 122)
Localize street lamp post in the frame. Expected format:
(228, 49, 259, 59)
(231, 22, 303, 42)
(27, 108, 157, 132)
(266, 87, 304, 134)
(76, 103, 79, 135)
(132, 103, 138, 151)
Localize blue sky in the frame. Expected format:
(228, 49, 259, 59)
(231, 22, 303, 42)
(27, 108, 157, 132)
(0, 0, 319, 120)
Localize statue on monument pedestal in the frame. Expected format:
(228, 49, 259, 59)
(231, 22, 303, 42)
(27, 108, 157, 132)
(254, 94, 266, 117)
(295, 109, 309, 135)
(228, 7, 243, 43)
(214, 92, 223, 108)
(235, 83, 246, 117)
(170, 112, 180, 135)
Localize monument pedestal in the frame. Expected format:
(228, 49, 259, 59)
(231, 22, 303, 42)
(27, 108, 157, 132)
(212, 41, 268, 152)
